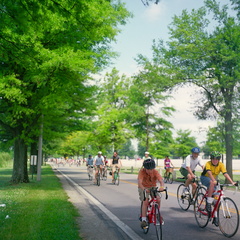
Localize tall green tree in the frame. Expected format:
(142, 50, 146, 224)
(128, 51, 175, 151)
(0, 0, 131, 183)
(93, 68, 133, 151)
(151, 0, 240, 177)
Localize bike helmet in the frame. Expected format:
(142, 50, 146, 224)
(143, 159, 156, 170)
(191, 147, 200, 153)
(145, 151, 149, 155)
(210, 151, 221, 160)
(98, 151, 102, 155)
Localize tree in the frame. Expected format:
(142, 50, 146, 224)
(172, 130, 198, 160)
(151, 0, 240, 177)
(0, 0, 131, 183)
(93, 68, 133, 151)
(127, 50, 175, 151)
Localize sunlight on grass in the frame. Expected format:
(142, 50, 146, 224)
(0, 165, 81, 240)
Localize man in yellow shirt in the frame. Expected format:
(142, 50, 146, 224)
(200, 151, 236, 226)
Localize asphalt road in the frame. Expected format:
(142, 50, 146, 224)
(51, 164, 240, 240)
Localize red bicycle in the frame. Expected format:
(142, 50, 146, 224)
(139, 187, 168, 240)
(194, 181, 239, 237)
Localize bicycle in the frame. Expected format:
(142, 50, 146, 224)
(163, 167, 174, 184)
(95, 165, 102, 186)
(112, 166, 120, 185)
(194, 181, 239, 238)
(139, 187, 168, 240)
(87, 165, 93, 181)
(102, 166, 108, 181)
(177, 176, 206, 211)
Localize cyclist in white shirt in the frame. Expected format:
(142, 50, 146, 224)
(180, 147, 204, 196)
(93, 151, 104, 184)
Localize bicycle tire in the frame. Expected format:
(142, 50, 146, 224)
(218, 197, 239, 238)
(103, 170, 107, 181)
(97, 173, 100, 186)
(194, 193, 209, 228)
(177, 184, 190, 211)
(116, 173, 120, 186)
(163, 175, 167, 183)
(140, 201, 149, 234)
(154, 203, 162, 240)
(168, 173, 173, 184)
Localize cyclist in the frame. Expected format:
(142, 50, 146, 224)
(93, 151, 105, 184)
(103, 156, 108, 177)
(143, 151, 152, 161)
(138, 158, 164, 228)
(180, 147, 204, 198)
(200, 151, 237, 226)
(111, 151, 122, 183)
(164, 156, 174, 177)
(86, 155, 94, 176)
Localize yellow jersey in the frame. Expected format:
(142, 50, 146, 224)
(201, 161, 227, 178)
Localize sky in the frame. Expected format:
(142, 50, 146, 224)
(104, 0, 230, 145)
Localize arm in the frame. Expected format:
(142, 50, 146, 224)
(223, 173, 235, 185)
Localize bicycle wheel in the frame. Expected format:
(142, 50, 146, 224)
(154, 204, 162, 240)
(97, 173, 100, 186)
(163, 173, 167, 183)
(116, 173, 120, 186)
(140, 202, 149, 234)
(194, 193, 209, 228)
(218, 197, 239, 238)
(168, 173, 173, 184)
(177, 184, 190, 211)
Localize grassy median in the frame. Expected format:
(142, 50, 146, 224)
(0, 165, 81, 240)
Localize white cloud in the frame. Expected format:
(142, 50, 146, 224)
(143, 3, 166, 22)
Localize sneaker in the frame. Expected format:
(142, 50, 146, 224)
(160, 216, 164, 225)
(212, 217, 219, 227)
(184, 187, 190, 195)
(141, 220, 148, 229)
(206, 202, 212, 213)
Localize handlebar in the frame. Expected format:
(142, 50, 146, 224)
(143, 187, 168, 201)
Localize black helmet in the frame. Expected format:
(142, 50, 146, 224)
(143, 159, 156, 170)
(210, 151, 221, 160)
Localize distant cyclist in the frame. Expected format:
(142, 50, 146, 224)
(200, 151, 237, 226)
(86, 155, 94, 176)
(164, 156, 174, 177)
(180, 147, 204, 197)
(93, 151, 104, 184)
(111, 151, 122, 183)
(143, 151, 152, 161)
(138, 158, 164, 228)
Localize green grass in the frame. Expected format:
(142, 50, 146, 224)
(0, 165, 81, 240)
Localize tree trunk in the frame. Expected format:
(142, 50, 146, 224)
(224, 113, 233, 180)
(12, 136, 29, 183)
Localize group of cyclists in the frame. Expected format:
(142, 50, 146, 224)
(138, 147, 237, 229)
(86, 151, 122, 184)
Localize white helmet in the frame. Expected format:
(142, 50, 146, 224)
(145, 151, 149, 155)
(98, 151, 102, 154)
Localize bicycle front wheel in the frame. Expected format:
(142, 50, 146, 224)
(168, 173, 173, 184)
(97, 173, 100, 186)
(116, 173, 120, 185)
(177, 184, 190, 211)
(154, 204, 162, 240)
(194, 193, 209, 228)
(218, 197, 239, 238)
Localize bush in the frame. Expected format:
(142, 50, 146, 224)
(0, 152, 12, 168)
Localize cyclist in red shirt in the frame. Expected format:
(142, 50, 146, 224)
(138, 158, 164, 228)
